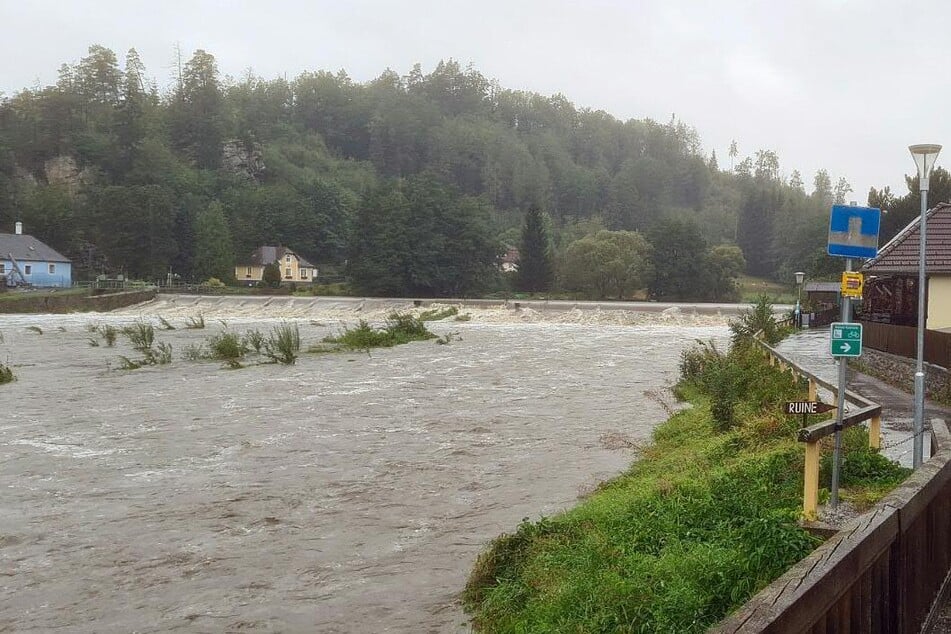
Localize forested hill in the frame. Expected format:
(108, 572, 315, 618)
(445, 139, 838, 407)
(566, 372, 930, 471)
(0, 45, 935, 297)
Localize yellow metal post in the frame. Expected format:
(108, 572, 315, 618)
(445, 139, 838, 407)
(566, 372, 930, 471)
(869, 415, 881, 449)
(803, 441, 820, 521)
(808, 379, 817, 402)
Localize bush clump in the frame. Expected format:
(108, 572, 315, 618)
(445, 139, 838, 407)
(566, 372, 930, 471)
(419, 306, 459, 321)
(730, 294, 790, 346)
(263, 322, 300, 364)
(208, 331, 248, 362)
(122, 322, 154, 351)
(321, 313, 436, 351)
(115, 321, 172, 369)
(0, 362, 14, 384)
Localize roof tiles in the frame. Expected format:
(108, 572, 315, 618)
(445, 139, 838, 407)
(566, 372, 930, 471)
(862, 203, 951, 275)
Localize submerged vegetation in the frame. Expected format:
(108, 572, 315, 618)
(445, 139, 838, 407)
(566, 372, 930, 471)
(181, 324, 299, 367)
(263, 323, 301, 365)
(464, 335, 909, 632)
(115, 321, 172, 369)
(185, 315, 206, 330)
(419, 306, 459, 321)
(320, 313, 436, 351)
(0, 361, 14, 384)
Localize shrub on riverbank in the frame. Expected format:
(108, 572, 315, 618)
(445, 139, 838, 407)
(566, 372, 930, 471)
(730, 293, 791, 346)
(464, 342, 907, 632)
(0, 362, 14, 384)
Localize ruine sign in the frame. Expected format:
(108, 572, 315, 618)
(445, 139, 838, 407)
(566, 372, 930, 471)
(784, 401, 838, 415)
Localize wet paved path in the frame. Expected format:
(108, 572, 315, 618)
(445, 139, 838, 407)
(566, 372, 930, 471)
(775, 330, 951, 466)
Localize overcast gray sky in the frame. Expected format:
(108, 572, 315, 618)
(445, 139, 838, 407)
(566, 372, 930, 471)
(1, 0, 948, 200)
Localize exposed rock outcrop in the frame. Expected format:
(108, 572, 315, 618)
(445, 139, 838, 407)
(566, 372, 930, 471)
(221, 140, 265, 181)
(43, 155, 94, 195)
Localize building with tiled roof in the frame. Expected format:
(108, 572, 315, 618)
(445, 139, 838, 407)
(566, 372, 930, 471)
(0, 222, 72, 288)
(862, 203, 951, 329)
(235, 246, 317, 286)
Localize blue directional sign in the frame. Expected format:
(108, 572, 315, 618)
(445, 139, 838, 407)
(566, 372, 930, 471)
(827, 205, 881, 259)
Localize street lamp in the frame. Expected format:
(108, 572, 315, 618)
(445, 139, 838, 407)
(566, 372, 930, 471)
(909, 143, 942, 468)
(795, 271, 805, 328)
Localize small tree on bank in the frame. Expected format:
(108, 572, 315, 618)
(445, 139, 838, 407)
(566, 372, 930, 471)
(516, 205, 554, 293)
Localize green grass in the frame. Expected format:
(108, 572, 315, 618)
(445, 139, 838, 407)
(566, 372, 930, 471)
(464, 343, 909, 633)
(737, 275, 797, 304)
(0, 287, 88, 302)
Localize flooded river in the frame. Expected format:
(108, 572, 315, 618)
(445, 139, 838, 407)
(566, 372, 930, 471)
(0, 296, 728, 632)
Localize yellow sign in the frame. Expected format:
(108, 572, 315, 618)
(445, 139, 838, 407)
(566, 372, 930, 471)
(841, 272, 864, 298)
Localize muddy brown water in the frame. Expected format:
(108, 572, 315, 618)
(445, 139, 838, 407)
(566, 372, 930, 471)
(0, 298, 728, 632)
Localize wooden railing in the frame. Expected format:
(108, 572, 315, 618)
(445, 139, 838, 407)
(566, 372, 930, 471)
(712, 335, 951, 633)
(752, 332, 881, 520)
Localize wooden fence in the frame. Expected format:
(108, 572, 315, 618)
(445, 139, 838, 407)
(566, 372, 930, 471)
(859, 320, 951, 369)
(713, 340, 951, 633)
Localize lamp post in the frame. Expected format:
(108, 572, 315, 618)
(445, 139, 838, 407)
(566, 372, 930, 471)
(795, 271, 805, 328)
(909, 144, 942, 468)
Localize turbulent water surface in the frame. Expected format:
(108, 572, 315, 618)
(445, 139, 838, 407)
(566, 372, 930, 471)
(0, 296, 728, 632)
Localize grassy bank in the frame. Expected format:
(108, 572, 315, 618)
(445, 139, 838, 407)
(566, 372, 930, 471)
(464, 340, 908, 632)
(0, 288, 156, 313)
(0, 287, 88, 302)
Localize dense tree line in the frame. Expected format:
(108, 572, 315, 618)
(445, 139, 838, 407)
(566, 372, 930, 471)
(0, 44, 900, 299)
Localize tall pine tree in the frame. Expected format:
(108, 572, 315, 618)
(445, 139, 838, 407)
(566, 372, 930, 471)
(516, 205, 554, 292)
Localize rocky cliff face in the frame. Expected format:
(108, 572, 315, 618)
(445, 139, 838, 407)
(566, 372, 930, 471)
(43, 156, 94, 195)
(221, 140, 265, 181)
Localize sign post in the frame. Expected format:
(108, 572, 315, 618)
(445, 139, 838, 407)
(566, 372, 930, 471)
(826, 204, 881, 510)
(785, 401, 838, 429)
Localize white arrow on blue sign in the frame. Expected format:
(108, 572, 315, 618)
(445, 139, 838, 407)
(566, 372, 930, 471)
(827, 205, 881, 259)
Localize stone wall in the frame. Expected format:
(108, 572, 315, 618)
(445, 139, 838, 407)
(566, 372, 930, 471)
(852, 347, 951, 400)
(0, 289, 156, 314)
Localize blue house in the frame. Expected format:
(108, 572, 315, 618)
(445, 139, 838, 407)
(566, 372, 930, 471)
(0, 222, 72, 288)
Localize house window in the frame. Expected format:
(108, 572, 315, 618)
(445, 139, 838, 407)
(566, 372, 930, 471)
(246, 266, 252, 278)
(300, 268, 308, 279)
(285, 268, 292, 278)
(285, 254, 291, 263)
(0, 263, 5, 273)
(24, 265, 31, 275)
(49, 264, 56, 275)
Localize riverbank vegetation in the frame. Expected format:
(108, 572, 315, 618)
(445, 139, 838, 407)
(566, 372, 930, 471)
(464, 333, 909, 632)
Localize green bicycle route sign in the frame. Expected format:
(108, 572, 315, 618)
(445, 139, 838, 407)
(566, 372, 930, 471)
(830, 322, 863, 357)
